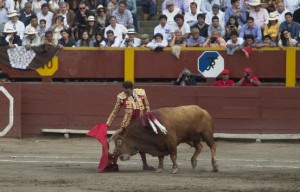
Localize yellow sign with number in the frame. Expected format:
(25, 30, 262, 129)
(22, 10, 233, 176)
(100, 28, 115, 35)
(36, 56, 59, 76)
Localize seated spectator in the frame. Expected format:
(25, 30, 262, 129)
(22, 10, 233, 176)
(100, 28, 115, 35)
(141, 0, 157, 20)
(226, 30, 244, 55)
(120, 0, 138, 31)
(43, 30, 56, 45)
(104, 16, 128, 39)
(174, 68, 197, 86)
(207, 16, 225, 38)
(201, 0, 221, 14)
(32, 0, 46, 14)
(279, 12, 300, 40)
(186, 27, 205, 47)
(225, 15, 241, 41)
(58, 29, 76, 48)
(100, 29, 122, 47)
(147, 33, 168, 50)
(184, 2, 201, 27)
(107, 0, 118, 16)
(169, 29, 186, 47)
(236, 67, 261, 86)
(278, 29, 298, 47)
(4, 10, 26, 40)
(51, 14, 67, 45)
(213, 69, 235, 86)
(224, 0, 247, 26)
(283, 0, 300, 14)
(0, 0, 9, 34)
(172, 13, 190, 39)
(48, 0, 60, 14)
(191, 13, 209, 38)
(205, 4, 225, 27)
(256, 35, 277, 48)
(154, 14, 172, 42)
(120, 28, 141, 47)
(86, 16, 97, 41)
(203, 29, 226, 47)
(239, 17, 262, 43)
(19, 2, 36, 27)
(112, 1, 133, 29)
(187, 0, 202, 13)
(38, 19, 46, 37)
(162, 0, 182, 28)
(0, 28, 22, 47)
(25, 15, 40, 34)
(241, 34, 256, 58)
(139, 34, 150, 47)
(275, 2, 289, 24)
(162, 0, 188, 14)
(22, 27, 41, 49)
(94, 31, 103, 47)
(75, 30, 94, 47)
(37, 3, 54, 32)
(74, 1, 93, 40)
(95, 5, 109, 36)
(263, 12, 279, 43)
(293, 6, 300, 24)
(53, 2, 75, 30)
(247, 0, 269, 30)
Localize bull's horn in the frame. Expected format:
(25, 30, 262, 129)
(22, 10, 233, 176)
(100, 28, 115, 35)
(107, 128, 123, 142)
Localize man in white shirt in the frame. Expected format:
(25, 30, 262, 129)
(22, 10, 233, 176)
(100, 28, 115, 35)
(201, 0, 221, 14)
(100, 30, 122, 47)
(162, 0, 189, 14)
(154, 14, 172, 42)
(4, 10, 25, 39)
(104, 15, 128, 39)
(0, 0, 9, 34)
(162, 0, 182, 28)
(37, 3, 54, 31)
(275, 2, 290, 24)
(187, 0, 202, 12)
(205, 4, 225, 27)
(184, 2, 201, 27)
(247, 0, 268, 29)
(283, 0, 300, 14)
(172, 13, 191, 38)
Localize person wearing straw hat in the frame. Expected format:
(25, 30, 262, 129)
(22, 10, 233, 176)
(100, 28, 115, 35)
(22, 27, 41, 49)
(4, 10, 25, 39)
(263, 12, 279, 42)
(120, 28, 141, 47)
(247, 0, 268, 29)
(0, 27, 22, 47)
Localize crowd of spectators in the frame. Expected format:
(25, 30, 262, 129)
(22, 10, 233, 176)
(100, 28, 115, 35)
(0, 0, 300, 50)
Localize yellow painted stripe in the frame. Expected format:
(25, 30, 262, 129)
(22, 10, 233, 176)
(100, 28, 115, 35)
(285, 48, 296, 87)
(124, 48, 135, 83)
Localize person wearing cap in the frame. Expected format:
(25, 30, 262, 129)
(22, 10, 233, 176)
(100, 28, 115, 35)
(146, 32, 168, 50)
(112, 1, 133, 29)
(162, 0, 189, 14)
(85, 15, 97, 41)
(58, 29, 76, 48)
(162, 0, 182, 28)
(263, 12, 279, 42)
(120, 28, 141, 47)
(247, 0, 268, 30)
(279, 12, 300, 40)
(205, 4, 225, 27)
(213, 69, 235, 86)
(172, 13, 190, 39)
(191, 13, 209, 38)
(236, 67, 261, 86)
(224, 0, 247, 27)
(4, 10, 25, 39)
(139, 33, 150, 47)
(100, 29, 122, 47)
(37, 3, 54, 32)
(201, 0, 221, 14)
(184, 2, 201, 27)
(22, 27, 41, 49)
(52, 2, 75, 29)
(95, 4, 109, 34)
(154, 15, 172, 42)
(0, 27, 22, 47)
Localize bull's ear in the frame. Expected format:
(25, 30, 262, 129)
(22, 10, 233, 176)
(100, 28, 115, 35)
(120, 128, 127, 136)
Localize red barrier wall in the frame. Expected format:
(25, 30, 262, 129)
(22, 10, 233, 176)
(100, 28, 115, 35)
(1, 83, 299, 138)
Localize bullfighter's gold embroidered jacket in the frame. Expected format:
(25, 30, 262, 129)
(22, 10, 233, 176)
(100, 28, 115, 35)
(106, 88, 150, 128)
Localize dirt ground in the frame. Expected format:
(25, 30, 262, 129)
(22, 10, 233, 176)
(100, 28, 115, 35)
(0, 137, 299, 192)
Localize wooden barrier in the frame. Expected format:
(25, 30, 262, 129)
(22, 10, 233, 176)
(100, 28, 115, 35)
(1, 83, 300, 138)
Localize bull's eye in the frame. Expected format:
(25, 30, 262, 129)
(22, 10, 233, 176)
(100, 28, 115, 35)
(116, 139, 122, 146)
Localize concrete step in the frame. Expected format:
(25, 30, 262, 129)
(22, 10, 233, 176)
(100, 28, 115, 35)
(138, 28, 154, 35)
(139, 20, 158, 28)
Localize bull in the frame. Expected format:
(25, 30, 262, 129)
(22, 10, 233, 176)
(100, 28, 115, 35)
(111, 105, 218, 173)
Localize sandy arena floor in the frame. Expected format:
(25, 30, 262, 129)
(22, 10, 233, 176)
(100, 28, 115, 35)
(0, 137, 299, 192)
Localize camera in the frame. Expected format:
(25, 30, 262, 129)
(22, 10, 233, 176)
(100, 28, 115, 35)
(229, 25, 235, 29)
(210, 37, 217, 43)
(246, 73, 251, 77)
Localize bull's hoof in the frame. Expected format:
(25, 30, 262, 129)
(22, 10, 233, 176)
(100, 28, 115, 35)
(212, 164, 219, 172)
(143, 165, 156, 171)
(191, 159, 197, 169)
(171, 168, 179, 174)
(156, 168, 164, 173)
(99, 164, 119, 173)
